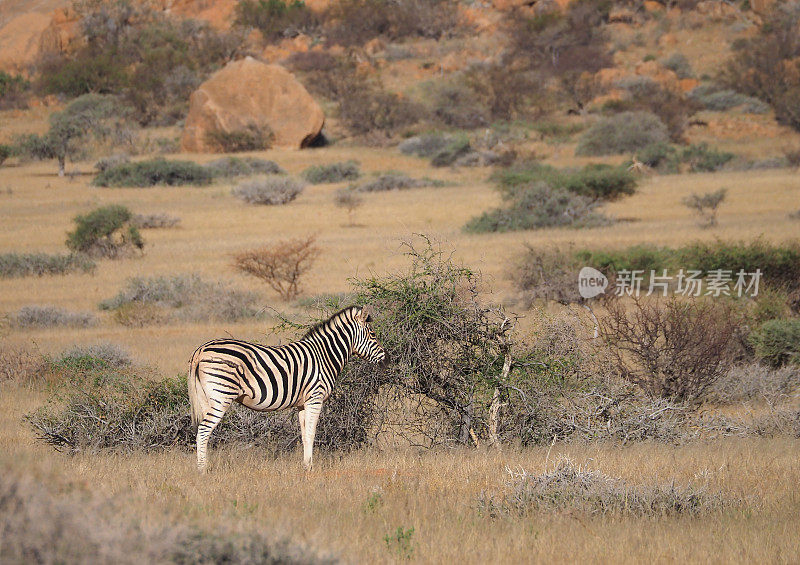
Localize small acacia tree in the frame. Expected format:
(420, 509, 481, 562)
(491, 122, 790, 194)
(682, 188, 727, 228)
(348, 236, 516, 446)
(66, 205, 144, 258)
(18, 94, 122, 176)
(233, 236, 319, 300)
(334, 187, 363, 226)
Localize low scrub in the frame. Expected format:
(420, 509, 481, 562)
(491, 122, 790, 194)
(492, 162, 637, 201)
(465, 183, 612, 233)
(576, 111, 669, 156)
(131, 213, 181, 229)
(204, 124, 274, 152)
(478, 457, 730, 518)
(302, 161, 361, 184)
(712, 363, 800, 405)
(0, 252, 95, 278)
(99, 274, 261, 324)
(205, 156, 285, 178)
(232, 176, 305, 205)
(689, 84, 769, 113)
(54, 343, 133, 371)
(13, 305, 97, 328)
(749, 319, 800, 368)
(398, 133, 456, 158)
(93, 158, 212, 187)
(353, 173, 440, 192)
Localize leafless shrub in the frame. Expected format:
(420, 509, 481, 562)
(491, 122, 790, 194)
(334, 188, 364, 226)
(682, 188, 727, 228)
(131, 213, 181, 229)
(510, 245, 585, 306)
(0, 343, 47, 383)
(477, 456, 732, 518)
(233, 236, 320, 300)
(599, 297, 739, 402)
(232, 176, 305, 205)
(13, 305, 97, 328)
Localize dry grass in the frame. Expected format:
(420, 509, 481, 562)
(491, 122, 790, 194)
(1, 146, 798, 367)
(2, 100, 800, 561)
(1, 383, 799, 563)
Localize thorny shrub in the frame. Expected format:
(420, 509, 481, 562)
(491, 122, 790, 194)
(302, 161, 361, 184)
(600, 297, 740, 401)
(205, 156, 285, 178)
(12, 305, 97, 329)
(233, 236, 320, 300)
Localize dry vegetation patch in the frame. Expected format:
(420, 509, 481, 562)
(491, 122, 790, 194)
(478, 456, 733, 518)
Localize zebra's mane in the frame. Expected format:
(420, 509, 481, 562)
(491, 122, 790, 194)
(301, 306, 361, 340)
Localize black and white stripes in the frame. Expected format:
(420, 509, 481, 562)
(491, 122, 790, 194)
(188, 305, 385, 471)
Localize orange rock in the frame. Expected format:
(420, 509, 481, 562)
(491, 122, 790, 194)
(364, 38, 385, 57)
(658, 33, 678, 47)
(0, 12, 54, 73)
(38, 7, 79, 58)
(643, 1, 663, 12)
(695, 1, 738, 18)
(678, 78, 699, 93)
(181, 57, 325, 152)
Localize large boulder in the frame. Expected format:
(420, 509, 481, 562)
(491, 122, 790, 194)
(180, 57, 324, 152)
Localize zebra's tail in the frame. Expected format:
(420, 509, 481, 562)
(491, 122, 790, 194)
(188, 347, 209, 434)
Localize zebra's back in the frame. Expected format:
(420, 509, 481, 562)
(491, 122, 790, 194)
(192, 338, 320, 412)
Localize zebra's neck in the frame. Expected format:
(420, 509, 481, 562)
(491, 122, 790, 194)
(301, 310, 357, 374)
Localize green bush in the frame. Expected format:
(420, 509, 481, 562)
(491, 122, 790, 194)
(493, 162, 637, 201)
(0, 252, 95, 278)
(234, 0, 318, 42)
(302, 161, 361, 183)
(431, 136, 471, 167)
(576, 111, 670, 156)
(0, 70, 30, 108)
(204, 124, 274, 152)
(660, 52, 694, 79)
(0, 144, 12, 166)
(677, 143, 734, 172)
(750, 319, 800, 367)
(574, 239, 800, 292)
(66, 205, 143, 258)
(93, 158, 212, 187)
(635, 142, 678, 171)
(465, 182, 612, 233)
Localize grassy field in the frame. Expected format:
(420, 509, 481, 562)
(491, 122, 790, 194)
(1, 134, 800, 562)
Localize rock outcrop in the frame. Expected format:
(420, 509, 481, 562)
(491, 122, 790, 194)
(180, 57, 324, 152)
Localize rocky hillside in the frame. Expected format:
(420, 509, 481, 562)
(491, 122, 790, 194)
(1, 0, 798, 160)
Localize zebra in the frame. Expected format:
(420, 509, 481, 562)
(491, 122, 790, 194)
(188, 305, 385, 472)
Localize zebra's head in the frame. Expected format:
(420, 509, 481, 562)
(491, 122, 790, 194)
(351, 306, 386, 364)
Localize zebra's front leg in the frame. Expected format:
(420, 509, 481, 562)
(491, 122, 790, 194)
(302, 398, 323, 472)
(298, 408, 306, 460)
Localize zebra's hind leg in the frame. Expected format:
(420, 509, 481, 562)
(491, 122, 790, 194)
(196, 394, 235, 472)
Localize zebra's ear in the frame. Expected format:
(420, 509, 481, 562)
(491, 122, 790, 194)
(360, 305, 372, 322)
